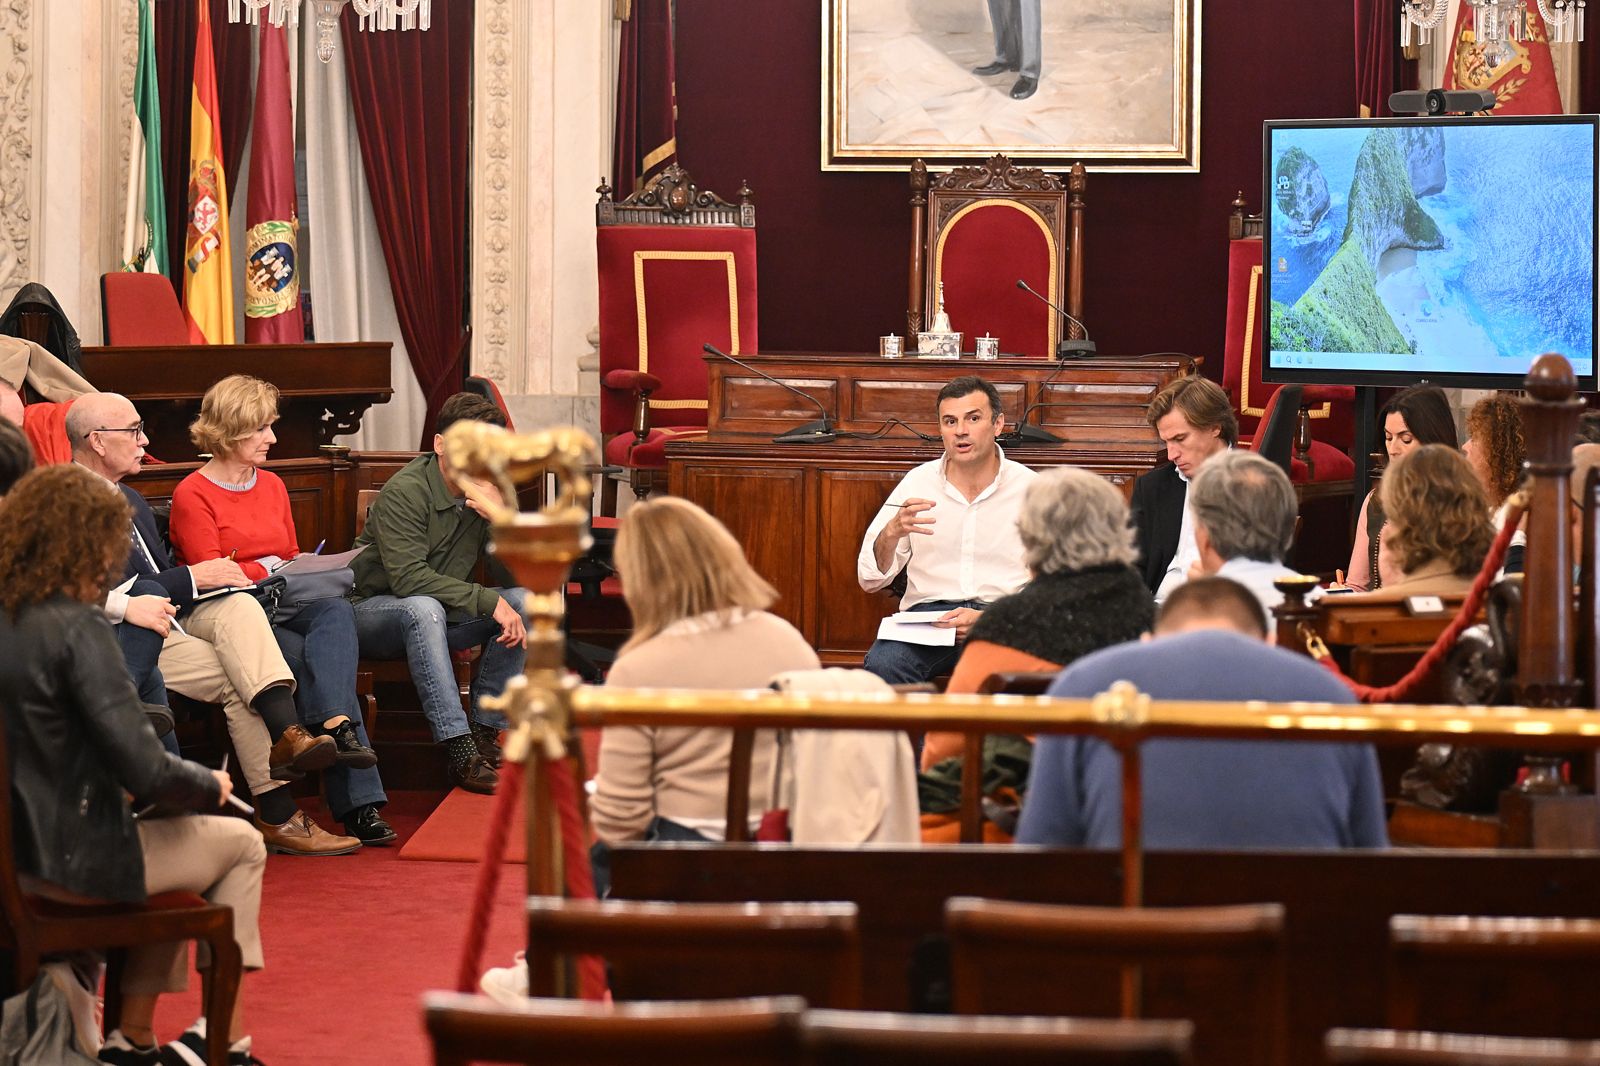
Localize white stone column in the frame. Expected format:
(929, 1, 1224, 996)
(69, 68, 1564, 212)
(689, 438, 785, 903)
(471, 0, 609, 436)
(0, 0, 46, 317)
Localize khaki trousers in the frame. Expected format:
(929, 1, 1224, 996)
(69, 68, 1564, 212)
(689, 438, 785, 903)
(122, 815, 266, 995)
(157, 594, 295, 795)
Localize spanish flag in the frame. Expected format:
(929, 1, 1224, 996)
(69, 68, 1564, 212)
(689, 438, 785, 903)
(182, 0, 233, 344)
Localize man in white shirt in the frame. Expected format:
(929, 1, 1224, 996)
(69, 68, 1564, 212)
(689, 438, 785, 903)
(857, 376, 1037, 685)
(1128, 375, 1237, 601)
(1185, 450, 1305, 616)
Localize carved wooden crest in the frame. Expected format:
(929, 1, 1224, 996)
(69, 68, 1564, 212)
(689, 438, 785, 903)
(596, 165, 755, 228)
(928, 154, 1065, 193)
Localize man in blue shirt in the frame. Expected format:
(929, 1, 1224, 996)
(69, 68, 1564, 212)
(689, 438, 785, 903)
(1016, 576, 1388, 849)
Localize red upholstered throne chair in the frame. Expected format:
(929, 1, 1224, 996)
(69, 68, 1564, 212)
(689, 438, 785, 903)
(595, 164, 757, 513)
(1224, 196, 1355, 484)
(908, 154, 1087, 357)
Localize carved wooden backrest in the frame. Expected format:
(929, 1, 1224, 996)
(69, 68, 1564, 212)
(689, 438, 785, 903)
(594, 164, 759, 438)
(907, 154, 1086, 354)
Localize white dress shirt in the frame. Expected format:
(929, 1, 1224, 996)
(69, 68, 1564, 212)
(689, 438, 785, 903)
(1154, 468, 1196, 604)
(857, 451, 1037, 611)
(1215, 556, 1310, 620)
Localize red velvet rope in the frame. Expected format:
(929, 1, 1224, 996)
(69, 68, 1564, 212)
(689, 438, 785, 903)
(1312, 502, 1526, 703)
(455, 758, 525, 994)
(455, 750, 610, 1001)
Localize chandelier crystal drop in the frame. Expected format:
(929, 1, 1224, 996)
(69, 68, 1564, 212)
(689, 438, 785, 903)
(1399, 0, 1449, 47)
(229, 0, 432, 63)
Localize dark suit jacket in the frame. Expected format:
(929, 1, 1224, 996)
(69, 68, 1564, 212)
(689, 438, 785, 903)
(1129, 463, 1186, 594)
(118, 483, 197, 613)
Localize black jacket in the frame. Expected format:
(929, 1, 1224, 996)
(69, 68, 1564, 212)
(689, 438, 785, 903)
(1129, 463, 1186, 594)
(0, 597, 219, 903)
(119, 483, 198, 614)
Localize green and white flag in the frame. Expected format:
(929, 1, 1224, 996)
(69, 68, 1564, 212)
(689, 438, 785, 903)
(120, 0, 167, 276)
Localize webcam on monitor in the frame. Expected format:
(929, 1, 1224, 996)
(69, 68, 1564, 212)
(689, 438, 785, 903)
(1388, 88, 1498, 116)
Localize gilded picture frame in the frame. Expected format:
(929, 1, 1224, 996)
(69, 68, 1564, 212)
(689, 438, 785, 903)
(822, 0, 1201, 173)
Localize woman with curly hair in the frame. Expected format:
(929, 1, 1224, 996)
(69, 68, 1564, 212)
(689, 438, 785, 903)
(1348, 444, 1494, 600)
(1463, 394, 1527, 509)
(0, 464, 268, 1064)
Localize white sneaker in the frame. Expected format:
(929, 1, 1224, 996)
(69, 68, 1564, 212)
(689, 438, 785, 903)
(479, 951, 528, 1005)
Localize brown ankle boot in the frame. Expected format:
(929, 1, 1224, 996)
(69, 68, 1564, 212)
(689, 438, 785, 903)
(268, 724, 337, 781)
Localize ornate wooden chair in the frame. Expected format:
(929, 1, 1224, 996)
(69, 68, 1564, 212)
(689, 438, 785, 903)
(423, 992, 806, 1066)
(595, 164, 757, 512)
(946, 898, 1287, 1066)
(1388, 915, 1600, 1039)
(907, 154, 1087, 358)
(525, 896, 862, 1008)
(800, 1010, 1194, 1066)
(1328, 1029, 1600, 1065)
(0, 714, 240, 1066)
(1223, 194, 1355, 483)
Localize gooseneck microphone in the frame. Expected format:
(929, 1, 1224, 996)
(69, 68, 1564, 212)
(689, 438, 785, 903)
(997, 356, 1068, 446)
(1015, 279, 1097, 359)
(701, 343, 837, 444)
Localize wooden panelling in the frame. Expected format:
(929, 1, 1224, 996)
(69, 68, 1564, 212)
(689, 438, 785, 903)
(817, 467, 910, 657)
(676, 461, 811, 633)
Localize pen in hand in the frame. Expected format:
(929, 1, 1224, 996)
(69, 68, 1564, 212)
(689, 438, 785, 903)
(313, 539, 326, 555)
(217, 753, 255, 817)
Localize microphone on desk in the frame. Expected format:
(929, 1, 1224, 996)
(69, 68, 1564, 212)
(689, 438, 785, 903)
(701, 343, 838, 444)
(996, 356, 1069, 447)
(1015, 279, 1097, 359)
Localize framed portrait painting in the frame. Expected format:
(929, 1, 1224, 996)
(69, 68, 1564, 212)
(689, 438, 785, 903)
(823, 0, 1201, 172)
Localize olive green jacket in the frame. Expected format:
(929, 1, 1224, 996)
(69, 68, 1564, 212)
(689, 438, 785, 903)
(351, 454, 501, 619)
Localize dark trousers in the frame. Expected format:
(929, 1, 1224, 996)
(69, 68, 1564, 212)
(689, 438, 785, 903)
(589, 817, 710, 899)
(862, 599, 981, 686)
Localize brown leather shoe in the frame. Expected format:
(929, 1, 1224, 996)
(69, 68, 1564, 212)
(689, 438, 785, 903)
(449, 754, 499, 795)
(268, 724, 337, 781)
(256, 810, 362, 856)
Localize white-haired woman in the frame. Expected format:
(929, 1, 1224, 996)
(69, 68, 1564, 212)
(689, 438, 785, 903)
(919, 468, 1154, 838)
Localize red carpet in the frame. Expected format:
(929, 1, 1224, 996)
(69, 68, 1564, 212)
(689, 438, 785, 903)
(398, 788, 526, 864)
(151, 793, 530, 1066)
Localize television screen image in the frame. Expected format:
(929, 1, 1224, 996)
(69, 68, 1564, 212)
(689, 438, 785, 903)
(1263, 116, 1597, 389)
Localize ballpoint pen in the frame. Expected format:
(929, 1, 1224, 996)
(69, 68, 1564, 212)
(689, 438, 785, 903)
(313, 539, 326, 555)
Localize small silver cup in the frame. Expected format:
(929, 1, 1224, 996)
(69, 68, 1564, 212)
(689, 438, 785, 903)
(975, 334, 1000, 360)
(879, 334, 903, 358)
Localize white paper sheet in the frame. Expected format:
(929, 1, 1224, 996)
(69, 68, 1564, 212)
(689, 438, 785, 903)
(271, 545, 367, 575)
(876, 615, 956, 647)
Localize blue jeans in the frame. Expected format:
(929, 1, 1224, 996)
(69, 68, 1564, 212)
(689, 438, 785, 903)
(351, 587, 527, 743)
(862, 599, 981, 686)
(589, 817, 710, 900)
(273, 596, 386, 820)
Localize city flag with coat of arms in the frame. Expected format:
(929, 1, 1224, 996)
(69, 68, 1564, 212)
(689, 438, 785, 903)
(1442, 0, 1564, 114)
(183, 0, 234, 344)
(244, 21, 304, 343)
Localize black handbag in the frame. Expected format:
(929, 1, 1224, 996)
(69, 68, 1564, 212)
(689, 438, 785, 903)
(266, 566, 355, 624)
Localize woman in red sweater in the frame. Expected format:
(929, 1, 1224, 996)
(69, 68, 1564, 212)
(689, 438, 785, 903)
(169, 374, 392, 846)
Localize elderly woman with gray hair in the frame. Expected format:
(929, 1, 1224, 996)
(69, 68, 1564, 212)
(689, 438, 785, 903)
(922, 467, 1155, 771)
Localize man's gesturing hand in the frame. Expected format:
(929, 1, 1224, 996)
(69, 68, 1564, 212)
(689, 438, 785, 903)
(885, 498, 937, 539)
(189, 557, 251, 590)
(493, 595, 526, 648)
(125, 594, 177, 636)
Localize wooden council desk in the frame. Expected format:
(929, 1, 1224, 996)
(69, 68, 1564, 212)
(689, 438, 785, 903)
(666, 351, 1190, 663)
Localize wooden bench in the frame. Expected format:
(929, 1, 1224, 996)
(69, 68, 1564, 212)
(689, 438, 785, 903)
(609, 846, 1600, 1066)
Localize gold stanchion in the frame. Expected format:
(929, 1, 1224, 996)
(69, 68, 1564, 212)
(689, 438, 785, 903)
(439, 421, 596, 995)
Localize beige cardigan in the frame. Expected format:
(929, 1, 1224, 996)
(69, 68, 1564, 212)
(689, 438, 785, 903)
(589, 609, 820, 844)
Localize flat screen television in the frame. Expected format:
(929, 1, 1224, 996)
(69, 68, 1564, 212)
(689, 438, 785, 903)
(1262, 115, 1598, 390)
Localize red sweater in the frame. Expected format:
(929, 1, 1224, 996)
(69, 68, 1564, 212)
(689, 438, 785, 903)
(169, 469, 300, 582)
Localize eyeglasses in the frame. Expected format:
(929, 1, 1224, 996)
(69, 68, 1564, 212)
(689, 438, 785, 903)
(92, 422, 146, 436)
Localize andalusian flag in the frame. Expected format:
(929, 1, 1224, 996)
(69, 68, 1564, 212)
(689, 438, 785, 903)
(119, 0, 166, 276)
(182, 0, 234, 344)
(244, 23, 303, 344)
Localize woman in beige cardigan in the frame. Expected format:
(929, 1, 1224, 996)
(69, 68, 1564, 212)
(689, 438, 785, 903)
(589, 497, 819, 857)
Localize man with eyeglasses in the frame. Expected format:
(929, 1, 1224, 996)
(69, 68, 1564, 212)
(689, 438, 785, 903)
(69, 392, 361, 856)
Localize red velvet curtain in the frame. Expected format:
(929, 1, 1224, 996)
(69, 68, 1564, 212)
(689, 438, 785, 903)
(156, 0, 254, 300)
(1354, 0, 1398, 116)
(614, 0, 678, 195)
(341, 3, 474, 447)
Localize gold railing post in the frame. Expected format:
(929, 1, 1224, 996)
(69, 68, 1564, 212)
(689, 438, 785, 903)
(440, 422, 597, 993)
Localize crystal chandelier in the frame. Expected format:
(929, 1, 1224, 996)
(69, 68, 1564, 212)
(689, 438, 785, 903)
(229, 0, 433, 63)
(1402, 0, 1584, 46)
